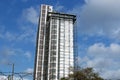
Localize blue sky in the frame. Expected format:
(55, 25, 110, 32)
(0, 0, 120, 79)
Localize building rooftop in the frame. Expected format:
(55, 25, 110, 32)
(48, 12, 76, 22)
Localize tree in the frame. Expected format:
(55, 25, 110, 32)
(61, 77, 69, 80)
(69, 67, 103, 80)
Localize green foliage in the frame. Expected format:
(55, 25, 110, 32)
(61, 67, 103, 80)
(61, 77, 69, 80)
(69, 67, 103, 80)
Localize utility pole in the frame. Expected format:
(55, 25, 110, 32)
(12, 63, 14, 80)
(8, 75, 11, 80)
(8, 63, 14, 80)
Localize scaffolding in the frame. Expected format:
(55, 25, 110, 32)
(73, 17, 78, 71)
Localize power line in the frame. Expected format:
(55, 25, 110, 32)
(0, 71, 33, 80)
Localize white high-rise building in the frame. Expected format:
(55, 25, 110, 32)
(34, 4, 76, 80)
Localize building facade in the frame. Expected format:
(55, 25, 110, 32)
(34, 4, 76, 80)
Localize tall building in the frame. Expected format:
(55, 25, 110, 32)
(34, 4, 76, 80)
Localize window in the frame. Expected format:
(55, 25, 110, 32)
(50, 69, 56, 73)
(60, 19, 64, 24)
(42, 5, 46, 9)
(40, 30, 44, 34)
(51, 30, 57, 34)
(42, 17, 45, 21)
(51, 40, 56, 44)
(51, 51, 56, 55)
(42, 10, 46, 14)
(51, 35, 57, 39)
(52, 19, 57, 24)
(50, 57, 56, 61)
(38, 61, 42, 66)
(49, 75, 56, 79)
(39, 50, 43, 54)
(50, 63, 56, 67)
(41, 26, 44, 30)
(52, 25, 57, 29)
(41, 22, 44, 25)
(40, 35, 44, 39)
(51, 45, 56, 50)
(39, 45, 43, 49)
(37, 72, 41, 78)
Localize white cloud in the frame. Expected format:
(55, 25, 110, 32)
(0, 59, 9, 64)
(0, 26, 36, 43)
(80, 43, 120, 79)
(0, 75, 30, 80)
(0, 47, 21, 57)
(0, 47, 32, 64)
(24, 51, 31, 60)
(102, 69, 120, 79)
(0, 69, 33, 80)
(4, 31, 17, 41)
(0, 34, 3, 39)
(0, 28, 18, 42)
(88, 43, 120, 58)
(71, 0, 120, 40)
(0, 6, 38, 43)
(0, 75, 7, 80)
(54, 2, 64, 11)
(0, 6, 39, 43)
(0, 47, 21, 64)
(24, 68, 33, 73)
(22, 6, 39, 25)
(17, 26, 36, 43)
